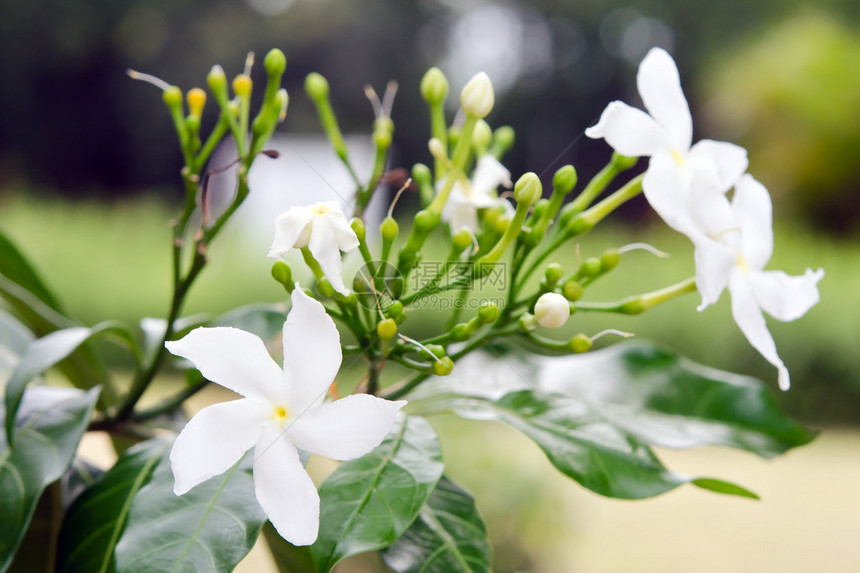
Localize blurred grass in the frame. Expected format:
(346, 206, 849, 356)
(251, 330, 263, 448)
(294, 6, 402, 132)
(0, 191, 857, 422)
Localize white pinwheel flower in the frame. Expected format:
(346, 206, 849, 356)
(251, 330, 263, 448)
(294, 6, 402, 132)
(685, 173, 824, 391)
(442, 154, 513, 233)
(268, 201, 359, 295)
(585, 48, 748, 237)
(165, 287, 406, 545)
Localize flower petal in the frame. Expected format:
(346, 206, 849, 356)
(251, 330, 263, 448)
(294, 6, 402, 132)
(321, 206, 361, 253)
(308, 221, 349, 295)
(282, 288, 342, 412)
(170, 399, 268, 494)
(732, 174, 774, 271)
(471, 155, 512, 198)
(448, 203, 478, 233)
(253, 424, 320, 546)
(637, 47, 692, 152)
(692, 237, 736, 310)
(269, 207, 314, 258)
(728, 269, 790, 390)
(165, 327, 284, 402)
(688, 140, 748, 192)
(287, 395, 406, 460)
(749, 268, 824, 322)
(642, 152, 697, 236)
(585, 101, 669, 157)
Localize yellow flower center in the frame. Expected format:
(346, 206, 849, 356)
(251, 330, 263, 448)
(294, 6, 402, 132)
(312, 204, 331, 216)
(671, 149, 685, 167)
(272, 405, 289, 424)
(737, 256, 750, 273)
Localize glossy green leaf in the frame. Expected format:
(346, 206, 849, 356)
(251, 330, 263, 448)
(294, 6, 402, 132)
(0, 309, 34, 387)
(0, 386, 99, 572)
(262, 522, 316, 573)
(56, 438, 172, 573)
(382, 476, 491, 573)
(311, 415, 445, 573)
(691, 478, 760, 499)
(0, 229, 62, 311)
(4, 322, 133, 443)
(537, 341, 816, 457)
(113, 445, 265, 573)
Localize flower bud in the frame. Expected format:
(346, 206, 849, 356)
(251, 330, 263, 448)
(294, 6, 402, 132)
(232, 74, 252, 98)
(207, 65, 228, 98)
(611, 151, 638, 171)
(428, 137, 446, 160)
(452, 324, 471, 341)
(374, 127, 392, 149)
(304, 72, 329, 102)
(186, 88, 207, 119)
(491, 125, 515, 156)
(493, 214, 511, 234)
(452, 229, 472, 254)
(534, 292, 570, 329)
(350, 218, 366, 241)
(384, 301, 404, 321)
(552, 165, 577, 196)
(568, 333, 592, 353)
(381, 216, 399, 243)
(514, 172, 542, 205)
(377, 318, 398, 341)
(162, 86, 182, 109)
(518, 313, 537, 332)
(579, 257, 602, 278)
(472, 119, 493, 151)
(600, 249, 621, 273)
(413, 209, 439, 234)
(460, 72, 494, 118)
(275, 88, 289, 122)
(565, 216, 593, 237)
(264, 48, 287, 77)
(545, 263, 564, 286)
(477, 302, 500, 324)
(433, 356, 454, 376)
(421, 344, 445, 360)
(271, 260, 292, 286)
(562, 279, 584, 301)
(620, 299, 646, 314)
(420, 67, 449, 105)
(412, 163, 431, 187)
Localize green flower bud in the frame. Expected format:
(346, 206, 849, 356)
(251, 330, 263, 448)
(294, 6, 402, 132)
(264, 48, 287, 77)
(579, 257, 602, 277)
(304, 72, 330, 102)
(552, 165, 577, 196)
(413, 209, 439, 234)
(433, 356, 454, 376)
(452, 324, 471, 341)
(477, 302, 500, 324)
(381, 216, 399, 242)
(518, 313, 537, 332)
(374, 127, 392, 149)
(452, 229, 473, 254)
(620, 299, 646, 314)
(207, 65, 227, 97)
(420, 67, 449, 104)
(563, 279, 584, 301)
(377, 318, 398, 341)
(514, 172, 542, 205)
(384, 301, 404, 321)
(600, 249, 621, 273)
(568, 333, 592, 353)
(412, 162, 431, 187)
(545, 263, 564, 286)
(350, 218, 366, 241)
(493, 214, 511, 234)
(611, 151, 638, 171)
(565, 216, 593, 237)
(317, 278, 335, 298)
(421, 344, 446, 360)
(162, 86, 182, 109)
(270, 260, 292, 286)
(447, 125, 461, 149)
(460, 72, 494, 118)
(491, 125, 515, 156)
(534, 292, 570, 329)
(472, 119, 493, 151)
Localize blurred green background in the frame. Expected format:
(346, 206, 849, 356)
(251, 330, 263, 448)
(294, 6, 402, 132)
(1, 0, 859, 571)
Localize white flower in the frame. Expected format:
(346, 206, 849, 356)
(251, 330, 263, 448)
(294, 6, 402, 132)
(685, 173, 824, 391)
(585, 48, 748, 237)
(442, 155, 513, 233)
(534, 292, 570, 329)
(268, 201, 360, 295)
(460, 72, 495, 119)
(165, 288, 406, 545)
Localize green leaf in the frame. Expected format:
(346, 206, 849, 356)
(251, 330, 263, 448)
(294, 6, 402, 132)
(537, 341, 816, 457)
(0, 229, 62, 311)
(311, 415, 445, 573)
(0, 386, 99, 572)
(113, 444, 265, 573)
(261, 522, 316, 573)
(382, 476, 491, 573)
(4, 322, 132, 443)
(214, 303, 287, 342)
(691, 478, 760, 499)
(0, 309, 34, 387)
(56, 438, 172, 573)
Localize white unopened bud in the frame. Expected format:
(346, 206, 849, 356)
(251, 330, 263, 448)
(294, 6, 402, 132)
(534, 293, 570, 329)
(460, 72, 494, 118)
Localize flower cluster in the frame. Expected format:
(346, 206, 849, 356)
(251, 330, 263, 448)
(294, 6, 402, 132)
(586, 48, 823, 389)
